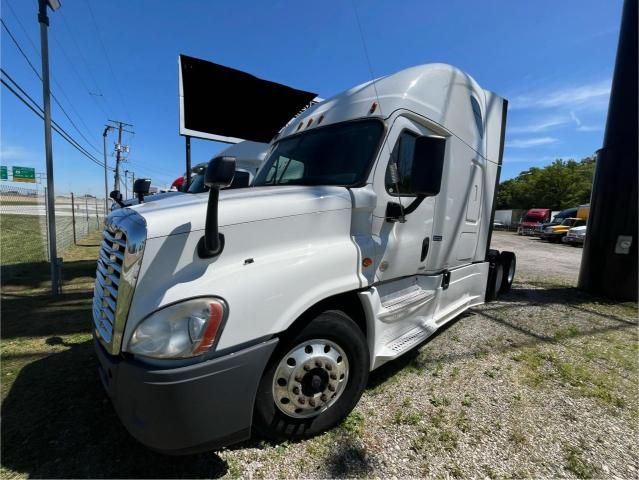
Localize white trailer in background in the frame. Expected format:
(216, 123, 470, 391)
(92, 63, 515, 454)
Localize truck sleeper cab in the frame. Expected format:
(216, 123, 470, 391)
(518, 208, 551, 235)
(92, 63, 515, 454)
(535, 207, 578, 235)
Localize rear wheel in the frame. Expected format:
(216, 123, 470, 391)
(485, 253, 504, 302)
(499, 251, 516, 293)
(253, 310, 369, 441)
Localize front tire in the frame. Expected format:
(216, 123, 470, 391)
(253, 310, 369, 441)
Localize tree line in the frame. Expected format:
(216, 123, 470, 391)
(496, 156, 595, 210)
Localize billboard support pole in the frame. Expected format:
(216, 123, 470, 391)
(185, 135, 191, 191)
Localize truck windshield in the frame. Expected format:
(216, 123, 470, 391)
(187, 166, 207, 193)
(253, 119, 383, 187)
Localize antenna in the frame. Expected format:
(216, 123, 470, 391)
(351, 0, 405, 221)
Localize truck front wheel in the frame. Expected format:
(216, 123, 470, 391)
(253, 310, 369, 441)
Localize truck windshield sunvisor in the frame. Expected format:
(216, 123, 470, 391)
(253, 120, 384, 187)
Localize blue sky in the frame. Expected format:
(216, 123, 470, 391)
(1, 0, 622, 196)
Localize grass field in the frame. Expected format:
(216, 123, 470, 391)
(1, 233, 637, 478)
(0, 214, 47, 265)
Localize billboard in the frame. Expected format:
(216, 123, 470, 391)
(178, 55, 317, 144)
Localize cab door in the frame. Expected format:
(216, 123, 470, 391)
(370, 116, 439, 282)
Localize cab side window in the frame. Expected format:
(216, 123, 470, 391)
(385, 131, 417, 195)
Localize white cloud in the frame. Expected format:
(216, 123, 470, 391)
(504, 153, 586, 166)
(570, 111, 603, 132)
(506, 137, 558, 148)
(0, 145, 35, 163)
(508, 117, 568, 134)
(510, 80, 611, 110)
(576, 124, 602, 132)
(570, 110, 582, 127)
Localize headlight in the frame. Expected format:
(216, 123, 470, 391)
(128, 297, 227, 359)
(577, 231, 586, 237)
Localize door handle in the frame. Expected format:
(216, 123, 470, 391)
(420, 237, 430, 262)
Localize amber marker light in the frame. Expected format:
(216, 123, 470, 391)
(193, 302, 224, 353)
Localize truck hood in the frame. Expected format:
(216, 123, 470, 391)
(126, 185, 353, 239)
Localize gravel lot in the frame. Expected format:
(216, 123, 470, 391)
(493, 231, 583, 284)
(1, 231, 637, 479)
(217, 232, 638, 479)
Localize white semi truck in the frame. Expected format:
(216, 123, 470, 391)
(93, 63, 515, 454)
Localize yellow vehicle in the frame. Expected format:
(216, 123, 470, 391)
(576, 203, 590, 220)
(540, 217, 587, 242)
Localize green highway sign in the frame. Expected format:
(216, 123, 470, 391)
(0, 166, 7, 181)
(12, 166, 36, 183)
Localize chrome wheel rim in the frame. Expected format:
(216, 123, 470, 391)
(272, 339, 349, 419)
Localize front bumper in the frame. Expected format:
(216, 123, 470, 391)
(519, 226, 538, 235)
(563, 235, 585, 245)
(540, 232, 565, 240)
(94, 336, 278, 454)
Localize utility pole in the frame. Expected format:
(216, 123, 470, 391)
(38, 0, 61, 296)
(102, 125, 113, 213)
(578, 0, 637, 300)
(107, 119, 134, 193)
(124, 169, 129, 199)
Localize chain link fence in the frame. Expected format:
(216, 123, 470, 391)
(1, 184, 106, 279)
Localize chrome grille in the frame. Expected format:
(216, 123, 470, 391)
(93, 228, 127, 343)
(92, 208, 146, 354)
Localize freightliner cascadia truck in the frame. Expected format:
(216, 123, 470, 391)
(92, 63, 516, 453)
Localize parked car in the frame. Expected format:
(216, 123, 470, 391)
(540, 217, 586, 242)
(563, 225, 587, 246)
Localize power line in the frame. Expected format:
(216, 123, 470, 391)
(1, 69, 113, 171)
(50, 26, 111, 119)
(124, 159, 176, 183)
(85, 1, 131, 119)
(1, 17, 102, 155)
(3, 2, 105, 144)
(55, 4, 112, 118)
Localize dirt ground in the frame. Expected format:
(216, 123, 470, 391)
(1, 231, 637, 479)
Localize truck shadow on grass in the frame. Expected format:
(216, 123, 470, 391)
(1, 290, 97, 340)
(1, 336, 229, 479)
(1, 260, 99, 291)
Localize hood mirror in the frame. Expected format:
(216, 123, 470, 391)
(198, 156, 236, 258)
(109, 189, 125, 208)
(133, 178, 151, 204)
